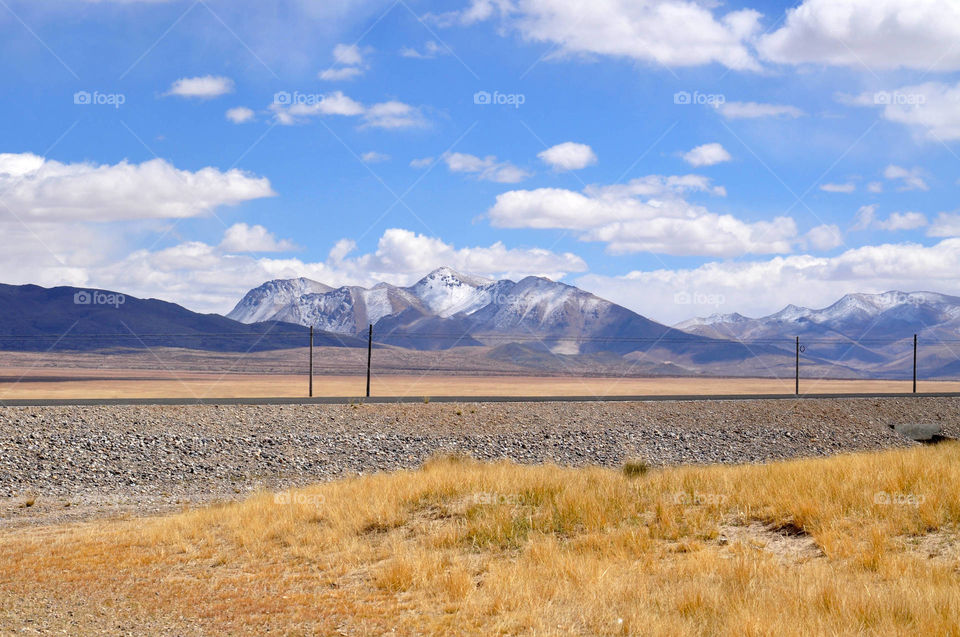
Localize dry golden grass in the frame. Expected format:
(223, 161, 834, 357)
(1, 367, 957, 399)
(2, 445, 960, 635)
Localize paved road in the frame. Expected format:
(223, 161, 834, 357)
(1, 392, 958, 407)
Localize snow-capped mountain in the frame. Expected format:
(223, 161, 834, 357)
(675, 291, 960, 344)
(228, 267, 752, 356)
(227, 277, 333, 325)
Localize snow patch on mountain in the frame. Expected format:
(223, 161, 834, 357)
(226, 277, 332, 324)
(409, 267, 495, 318)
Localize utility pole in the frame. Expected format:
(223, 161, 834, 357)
(366, 324, 372, 398)
(309, 326, 313, 398)
(913, 333, 918, 394)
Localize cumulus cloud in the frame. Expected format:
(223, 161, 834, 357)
(851, 204, 878, 231)
(717, 101, 805, 119)
(852, 205, 927, 232)
(579, 239, 960, 324)
(400, 41, 447, 59)
(319, 43, 369, 80)
(884, 165, 928, 191)
(437, 0, 762, 70)
(820, 182, 856, 194)
(804, 224, 844, 251)
(220, 223, 297, 253)
(319, 67, 364, 81)
(225, 106, 255, 123)
(271, 92, 426, 129)
(341, 228, 587, 282)
(164, 75, 234, 99)
(0, 152, 274, 222)
(758, 0, 960, 71)
(488, 175, 798, 257)
(537, 142, 597, 171)
(361, 151, 390, 163)
(682, 143, 731, 167)
(363, 101, 426, 129)
(847, 82, 960, 141)
(442, 152, 531, 183)
(49, 227, 587, 314)
(878, 212, 928, 231)
(927, 213, 960, 237)
(410, 157, 434, 168)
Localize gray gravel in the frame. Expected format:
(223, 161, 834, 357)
(1, 397, 956, 526)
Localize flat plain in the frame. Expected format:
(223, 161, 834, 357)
(1, 366, 957, 399)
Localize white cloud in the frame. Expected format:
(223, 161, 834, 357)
(867, 181, 883, 193)
(220, 223, 297, 252)
(717, 101, 805, 119)
(820, 182, 856, 194)
(410, 157, 434, 168)
(363, 101, 426, 129)
(49, 227, 587, 314)
(927, 213, 960, 237)
(164, 75, 234, 99)
(537, 142, 598, 171)
(331, 43, 364, 66)
(849, 82, 960, 141)
(579, 239, 960, 324)
(270, 92, 426, 129)
(428, 0, 512, 26)
(852, 205, 928, 232)
(361, 151, 390, 163)
(0, 152, 274, 222)
(488, 176, 798, 257)
(884, 165, 928, 191)
(400, 41, 447, 59)
(319, 67, 364, 81)
(758, 0, 960, 72)
(440, 0, 762, 70)
(225, 106, 255, 124)
(442, 152, 531, 183)
(342, 228, 587, 283)
(851, 204, 877, 231)
(878, 212, 928, 231)
(319, 43, 369, 81)
(804, 224, 844, 251)
(682, 143, 731, 167)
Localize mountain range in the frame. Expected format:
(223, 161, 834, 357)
(227, 267, 787, 364)
(0, 283, 363, 352)
(1, 270, 958, 378)
(676, 291, 960, 377)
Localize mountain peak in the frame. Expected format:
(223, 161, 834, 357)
(417, 266, 493, 287)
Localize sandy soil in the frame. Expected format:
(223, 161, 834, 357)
(0, 367, 955, 398)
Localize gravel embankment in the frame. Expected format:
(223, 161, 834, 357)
(1, 398, 956, 526)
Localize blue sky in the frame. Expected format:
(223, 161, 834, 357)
(2, 0, 960, 323)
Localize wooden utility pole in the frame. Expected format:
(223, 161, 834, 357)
(366, 324, 373, 398)
(913, 333, 918, 394)
(309, 326, 314, 398)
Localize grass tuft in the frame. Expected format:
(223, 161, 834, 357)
(622, 459, 651, 477)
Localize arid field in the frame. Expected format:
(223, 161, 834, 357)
(1, 444, 958, 635)
(0, 366, 956, 399)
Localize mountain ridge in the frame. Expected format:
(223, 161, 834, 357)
(226, 268, 794, 370)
